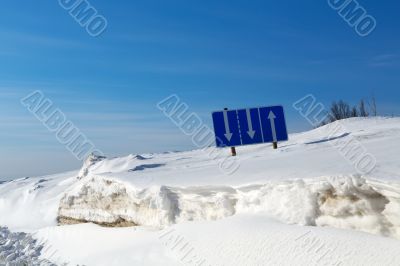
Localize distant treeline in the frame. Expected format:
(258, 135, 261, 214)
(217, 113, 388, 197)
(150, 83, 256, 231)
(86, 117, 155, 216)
(320, 96, 377, 126)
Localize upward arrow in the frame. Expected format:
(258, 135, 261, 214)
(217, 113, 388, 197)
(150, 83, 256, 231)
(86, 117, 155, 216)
(223, 110, 233, 141)
(268, 111, 277, 142)
(246, 109, 256, 139)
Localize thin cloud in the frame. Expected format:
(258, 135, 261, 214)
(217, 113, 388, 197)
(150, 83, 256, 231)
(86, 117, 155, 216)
(369, 54, 399, 67)
(0, 28, 96, 49)
(127, 61, 308, 81)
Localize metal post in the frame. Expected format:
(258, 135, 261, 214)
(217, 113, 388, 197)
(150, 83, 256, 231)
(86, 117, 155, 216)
(224, 108, 237, 156)
(273, 142, 278, 149)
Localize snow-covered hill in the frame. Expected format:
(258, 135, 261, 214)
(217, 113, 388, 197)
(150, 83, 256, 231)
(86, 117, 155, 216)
(1, 117, 400, 265)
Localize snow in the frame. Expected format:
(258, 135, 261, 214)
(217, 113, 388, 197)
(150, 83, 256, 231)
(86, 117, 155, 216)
(56, 175, 400, 239)
(78, 117, 400, 188)
(0, 227, 55, 265)
(1, 117, 400, 265)
(0, 172, 78, 232)
(35, 224, 178, 266)
(35, 216, 400, 266)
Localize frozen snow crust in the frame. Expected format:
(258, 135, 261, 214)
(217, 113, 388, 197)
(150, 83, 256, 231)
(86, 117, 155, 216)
(58, 174, 400, 239)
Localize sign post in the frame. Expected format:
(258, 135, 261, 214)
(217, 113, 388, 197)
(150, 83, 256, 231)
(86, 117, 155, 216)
(273, 142, 278, 149)
(212, 105, 288, 151)
(267, 110, 279, 149)
(224, 108, 237, 156)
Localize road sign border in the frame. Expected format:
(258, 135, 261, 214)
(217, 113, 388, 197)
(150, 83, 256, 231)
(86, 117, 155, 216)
(212, 105, 288, 148)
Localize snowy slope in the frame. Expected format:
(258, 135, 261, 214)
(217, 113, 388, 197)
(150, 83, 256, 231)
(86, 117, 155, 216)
(1, 117, 400, 265)
(35, 215, 400, 266)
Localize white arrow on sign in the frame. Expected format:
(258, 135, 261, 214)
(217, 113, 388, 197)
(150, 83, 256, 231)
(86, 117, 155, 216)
(246, 109, 256, 139)
(223, 110, 233, 141)
(268, 111, 277, 142)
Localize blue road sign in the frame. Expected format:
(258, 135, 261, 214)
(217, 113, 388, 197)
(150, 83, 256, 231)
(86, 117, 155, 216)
(212, 106, 288, 148)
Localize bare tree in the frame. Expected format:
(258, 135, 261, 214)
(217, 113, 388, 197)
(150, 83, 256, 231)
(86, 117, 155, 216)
(339, 100, 351, 118)
(319, 96, 377, 127)
(359, 99, 369, 117)
(351, 106, 358, 117)
(330, 101, 341, 121)
(327, 100, 352, 123)
(368, 95, 377, 116)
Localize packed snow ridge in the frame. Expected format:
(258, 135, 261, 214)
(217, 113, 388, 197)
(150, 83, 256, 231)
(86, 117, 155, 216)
(58, 174, 400, 239)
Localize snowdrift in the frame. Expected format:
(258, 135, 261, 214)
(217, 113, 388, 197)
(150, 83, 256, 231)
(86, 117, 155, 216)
(53, 117, 400, 239)
(1, 117, 400, 265)
(57, 174, 400, 239)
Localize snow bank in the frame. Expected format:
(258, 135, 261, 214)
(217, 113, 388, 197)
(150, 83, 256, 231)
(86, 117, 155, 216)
(78, 153, 107, 179)
(78, 153, 153, 179)
(2, 117, 400, 265)
(0, 172, 79, 231)
(58, 174, 400, 239)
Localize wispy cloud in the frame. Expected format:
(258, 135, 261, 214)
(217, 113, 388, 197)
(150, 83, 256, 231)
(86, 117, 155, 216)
(369, 54, 399, 67)
(0, 28, 98, 50)
(0, 116, 41, 127)
(66, 112, 163, 123)
(116, 31, 189, 45)
(0, 90, 24, 98)
(126, 61, 309, 81)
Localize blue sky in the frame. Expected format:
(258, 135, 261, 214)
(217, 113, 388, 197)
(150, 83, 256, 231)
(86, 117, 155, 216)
(0, 0, 399, 179)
